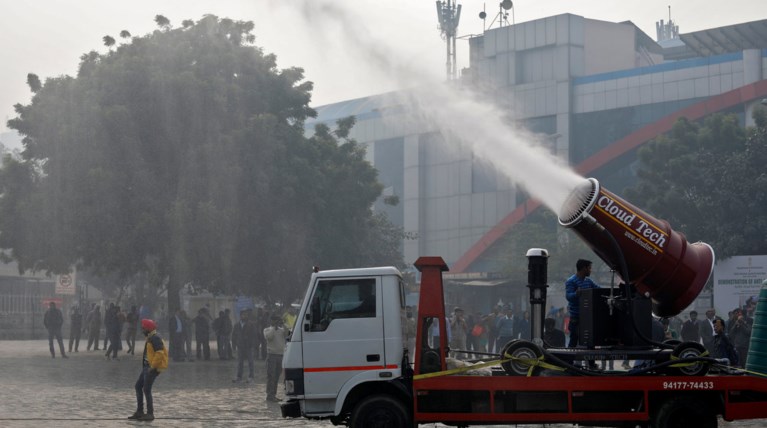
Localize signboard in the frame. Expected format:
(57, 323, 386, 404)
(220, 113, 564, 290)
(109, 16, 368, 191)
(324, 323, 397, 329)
(713, 255, 767, 317)
(41, 297, 64, 308)
(55, 273, 76, 295)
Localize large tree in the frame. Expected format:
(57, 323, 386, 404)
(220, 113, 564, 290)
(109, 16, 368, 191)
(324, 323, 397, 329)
(2, 15, 404, 310)
(624, 109, 767, 259)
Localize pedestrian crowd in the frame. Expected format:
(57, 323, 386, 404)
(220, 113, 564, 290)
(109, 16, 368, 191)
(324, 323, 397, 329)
(678, 304, 754, 368)
(42, 300, 298, 418)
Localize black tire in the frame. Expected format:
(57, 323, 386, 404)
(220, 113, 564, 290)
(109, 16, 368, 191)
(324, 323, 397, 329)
(349, 394, 410, 428)
(669, 342, 709, 376)
(500, 340, 543, 376)
(652, 396, 716, 428)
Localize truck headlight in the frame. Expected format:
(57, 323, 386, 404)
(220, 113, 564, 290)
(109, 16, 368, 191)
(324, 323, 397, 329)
(285, 380, 295, 394)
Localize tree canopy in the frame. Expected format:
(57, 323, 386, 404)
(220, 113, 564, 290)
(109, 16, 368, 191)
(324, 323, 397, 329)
(624, 109, 767, 259)
(2, 15, 405, 309)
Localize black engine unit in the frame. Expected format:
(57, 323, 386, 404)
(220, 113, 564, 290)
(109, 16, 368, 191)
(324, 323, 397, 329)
(579, 288, 652, 348)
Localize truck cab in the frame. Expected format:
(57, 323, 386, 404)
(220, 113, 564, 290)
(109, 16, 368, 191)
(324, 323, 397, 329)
(281, 266, 412, 423)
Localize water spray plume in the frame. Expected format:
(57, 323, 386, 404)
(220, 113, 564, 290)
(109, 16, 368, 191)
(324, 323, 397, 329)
(279, 0, 588, 214)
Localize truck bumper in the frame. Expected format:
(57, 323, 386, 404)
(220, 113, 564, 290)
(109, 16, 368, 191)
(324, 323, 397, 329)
(281, 399, 302, 418)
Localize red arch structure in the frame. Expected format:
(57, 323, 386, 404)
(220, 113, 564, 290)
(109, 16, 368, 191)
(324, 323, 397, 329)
(451, 79, 767, 273)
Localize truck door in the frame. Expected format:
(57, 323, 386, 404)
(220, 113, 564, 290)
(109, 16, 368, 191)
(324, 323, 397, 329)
(302, 276, 385, 400)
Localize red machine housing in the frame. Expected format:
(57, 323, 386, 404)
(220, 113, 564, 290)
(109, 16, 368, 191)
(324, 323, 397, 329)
(558, 178, 715, 317)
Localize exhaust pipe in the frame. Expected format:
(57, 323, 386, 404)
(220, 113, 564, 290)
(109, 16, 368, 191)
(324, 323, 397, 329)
(558, 178, 715, 317)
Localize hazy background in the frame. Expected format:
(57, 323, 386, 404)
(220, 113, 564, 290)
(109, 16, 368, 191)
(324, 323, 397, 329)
(1, 0, 763, 146)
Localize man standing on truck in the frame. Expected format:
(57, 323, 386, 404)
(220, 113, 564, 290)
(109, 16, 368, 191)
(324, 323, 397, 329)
(565, 259, 600, 349)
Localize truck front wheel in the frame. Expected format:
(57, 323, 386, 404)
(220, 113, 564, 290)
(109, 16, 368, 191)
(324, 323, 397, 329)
(349, 394, 411, 428)
(652, 396, 716, 428)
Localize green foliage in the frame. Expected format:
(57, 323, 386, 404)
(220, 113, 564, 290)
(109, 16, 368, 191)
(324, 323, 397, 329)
(2, 15, 403, 309)
(102, 35, 115, 47)
(26, 74, 41, 93)
(154, 15, 170, 30)
(624, 111, 767, 259)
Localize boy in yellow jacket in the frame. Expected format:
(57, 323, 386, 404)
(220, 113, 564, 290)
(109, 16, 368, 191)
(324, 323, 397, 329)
(128, 319, 168, 421)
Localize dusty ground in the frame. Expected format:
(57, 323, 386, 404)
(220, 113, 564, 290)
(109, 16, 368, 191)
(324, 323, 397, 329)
(0, 340, 762, 427)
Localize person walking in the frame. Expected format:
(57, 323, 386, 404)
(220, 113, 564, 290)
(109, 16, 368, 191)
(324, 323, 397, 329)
(44, 302, 68, 359)
(128, 319, 168, 422)
(103, 303, 113, 351)
(126, 306, 139, 355)
(263, 314, 287, 402)
(104, 303, 121, 360)
(86, 305, 102, 351)
(69, 306, 83, 353)
(232, 309, 258, 382)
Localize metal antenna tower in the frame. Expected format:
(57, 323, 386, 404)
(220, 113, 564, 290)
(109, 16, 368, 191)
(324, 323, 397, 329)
(436, 0, 462, 80)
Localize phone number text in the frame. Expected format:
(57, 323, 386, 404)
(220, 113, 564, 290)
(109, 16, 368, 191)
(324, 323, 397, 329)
(662, 381, 714, 390)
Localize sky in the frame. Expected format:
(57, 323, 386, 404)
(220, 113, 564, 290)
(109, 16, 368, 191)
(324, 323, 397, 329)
(0, 0, 764, 141)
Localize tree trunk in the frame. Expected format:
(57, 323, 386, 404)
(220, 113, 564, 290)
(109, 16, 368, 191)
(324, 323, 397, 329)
(167, 279, 181, 316)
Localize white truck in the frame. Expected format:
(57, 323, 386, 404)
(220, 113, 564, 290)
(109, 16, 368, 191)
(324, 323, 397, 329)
(280, 266, 413, 426)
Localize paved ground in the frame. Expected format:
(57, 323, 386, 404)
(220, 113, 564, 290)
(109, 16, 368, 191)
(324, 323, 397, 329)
(0, 340, 306, 428)
(0, 340, 764, 427)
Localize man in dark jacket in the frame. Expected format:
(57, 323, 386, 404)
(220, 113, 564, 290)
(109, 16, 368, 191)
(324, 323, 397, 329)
(193, 308, 211, 361)
(104, 303, 121, 360)
(44, 302, 67, 358)
(232, 309, 258, 382)
(680, 311, 701, 343)
(86, 305, 102, 351)
(713, 318, 738, 366)
(543, 317, 565, 348)
(728, 308, 751, 367)
(69, 306, 83, 353)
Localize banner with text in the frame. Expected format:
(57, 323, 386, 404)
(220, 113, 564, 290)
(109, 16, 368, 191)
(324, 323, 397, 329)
(713, 255, 767, 317)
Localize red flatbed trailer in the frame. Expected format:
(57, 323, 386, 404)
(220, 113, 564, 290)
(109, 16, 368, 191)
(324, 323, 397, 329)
(414, 374, 767, 426)
(411, 256, 767, 427)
